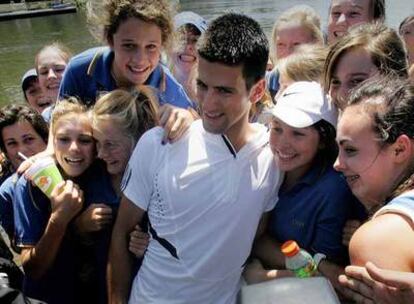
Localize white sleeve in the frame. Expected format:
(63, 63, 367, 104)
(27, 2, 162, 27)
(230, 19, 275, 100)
(121, 127, 164, 211)
(264, 162, 284, 212)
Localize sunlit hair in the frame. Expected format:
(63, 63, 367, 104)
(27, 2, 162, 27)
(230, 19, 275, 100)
(347, 75, 414, 199)
(92, 87, 159, 146)
(270, 5, 324, 63)
(0, 104, 49, 154)
(198, 13, 269, 90)
(34, 42, 72, 70)
(87, 0, 174, 50)
(278, 44, 328, 83)
(324, 23, 408, 96)
(51, 98, 89, 136)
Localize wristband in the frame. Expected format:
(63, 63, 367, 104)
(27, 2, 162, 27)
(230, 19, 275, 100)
(313, 253, 327, 270)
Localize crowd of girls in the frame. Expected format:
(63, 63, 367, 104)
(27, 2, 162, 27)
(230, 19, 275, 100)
(0, 0, 413, 303)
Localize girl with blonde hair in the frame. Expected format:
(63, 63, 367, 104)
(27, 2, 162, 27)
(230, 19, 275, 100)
(92, 87, 159, 194)
(13, 99, 117, 304)
(267, 5, 324, 100)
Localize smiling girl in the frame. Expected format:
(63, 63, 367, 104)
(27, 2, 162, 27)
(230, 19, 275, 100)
(327, 0, 385, 44)
(92, 88, 158, 194)
(12, 99, 117, 304)
(60, 0, 192, 109)
(169, 11, 207, 105)
(267, 5, 324, 100)
(324, 23, 408, 110)
(245, 82, 359, 294)
(35, 43, 71, 112)
(0, 105, 48, 243)
(334, 76, 414, 294)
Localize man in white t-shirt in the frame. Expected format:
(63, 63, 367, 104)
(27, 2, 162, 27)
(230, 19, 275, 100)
(108, 13, 282, 304)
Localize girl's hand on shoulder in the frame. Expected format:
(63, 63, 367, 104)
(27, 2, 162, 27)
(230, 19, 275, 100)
(128, 225, 149, 258)
(74, 203, 113, 234)
(50, 180, 83, 226)
(158, 104, 196, 144)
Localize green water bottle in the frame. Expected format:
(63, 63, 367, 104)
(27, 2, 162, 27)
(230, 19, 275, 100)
(281, 240, 316, 278)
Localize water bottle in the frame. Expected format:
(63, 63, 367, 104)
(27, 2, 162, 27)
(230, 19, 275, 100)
(281, 240, 316, 278)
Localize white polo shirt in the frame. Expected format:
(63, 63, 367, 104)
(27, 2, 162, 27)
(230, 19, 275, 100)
(123, 120, 282, 304)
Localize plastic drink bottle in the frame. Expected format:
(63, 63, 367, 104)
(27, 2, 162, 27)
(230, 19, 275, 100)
(281, 240, 316, 278)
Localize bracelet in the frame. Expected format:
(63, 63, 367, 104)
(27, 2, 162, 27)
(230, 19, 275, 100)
(313, 253, 327, 270)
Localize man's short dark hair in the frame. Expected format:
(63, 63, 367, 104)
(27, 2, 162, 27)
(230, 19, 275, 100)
(197, 13, 269, 90)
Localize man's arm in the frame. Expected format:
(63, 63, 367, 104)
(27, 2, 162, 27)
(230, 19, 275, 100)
(253, 212, 285, 268)
(243, 212, 293, 284)
(107, 195, 145, 304)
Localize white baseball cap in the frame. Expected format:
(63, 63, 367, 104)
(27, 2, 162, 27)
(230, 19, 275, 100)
(174, 11, 208, 33)
(270, 81, 338, 129)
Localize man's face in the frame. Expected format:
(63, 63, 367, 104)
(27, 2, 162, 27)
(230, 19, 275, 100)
(196, 57, 255, 142)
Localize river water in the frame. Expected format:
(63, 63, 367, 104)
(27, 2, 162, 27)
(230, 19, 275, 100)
(0, 0, 412, 106)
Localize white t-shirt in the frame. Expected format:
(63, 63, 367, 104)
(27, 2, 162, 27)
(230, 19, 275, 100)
(123, 120, 282, 304)
(373, 190, 414, 223)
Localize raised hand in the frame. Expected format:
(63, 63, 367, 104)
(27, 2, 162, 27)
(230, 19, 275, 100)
(49, 180, 83, 227)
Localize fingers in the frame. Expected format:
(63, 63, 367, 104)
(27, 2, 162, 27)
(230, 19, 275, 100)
(130, 225, 149, 242)
(345, 265, 376, 287)
(158, 104, 172, 128)
(19, 159, 35, 176)
(129, 226, 150, 258)
(339, 274, 375, 303)
(340, 268, 376, 302)
(365, 262, 414, 290)
(159, 105, 193, 144)
(51, 180, 66, 196)
(161, 110, 178, 144)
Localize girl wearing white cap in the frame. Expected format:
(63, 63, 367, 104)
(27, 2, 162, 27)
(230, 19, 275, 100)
(244, 81, 361, 295)
(169, 11, 207, 105)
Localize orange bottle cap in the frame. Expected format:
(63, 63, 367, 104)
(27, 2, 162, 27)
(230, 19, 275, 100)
(281, 240, 299, 257)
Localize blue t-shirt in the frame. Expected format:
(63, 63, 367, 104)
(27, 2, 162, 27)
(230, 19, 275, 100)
(0, 173, 18, 238)
(266, 69, 280, 102)
(269, 165, 359, 264)
(13, 161, 118, 304)
(59, 47, 194, 109)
